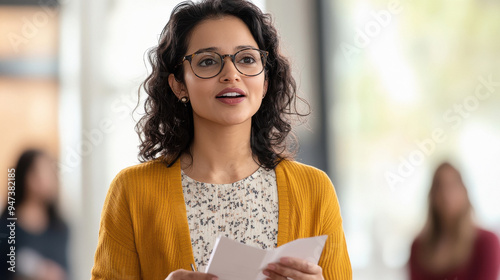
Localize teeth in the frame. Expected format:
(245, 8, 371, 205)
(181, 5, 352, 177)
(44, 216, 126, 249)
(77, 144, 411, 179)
(220, 92, 243, 97)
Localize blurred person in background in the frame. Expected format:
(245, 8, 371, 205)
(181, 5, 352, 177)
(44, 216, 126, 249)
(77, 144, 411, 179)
(0, 149, 69, 280)
(409, 162, 500, 280)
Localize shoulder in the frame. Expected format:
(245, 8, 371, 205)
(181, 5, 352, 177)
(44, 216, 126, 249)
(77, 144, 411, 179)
(277, 159, 330, 179)
(409, 236, 422, 260)
(476, 228, 500, 248)
(474, 228, 500, 268)
(276, 159, 333, 187)
(276, 159, 337, 201)
(107, 158, 179, 200)
(112, 158, 171, 183)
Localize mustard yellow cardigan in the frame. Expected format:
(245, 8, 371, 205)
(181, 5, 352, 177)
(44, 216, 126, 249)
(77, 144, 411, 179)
(91, 159, 352, 279)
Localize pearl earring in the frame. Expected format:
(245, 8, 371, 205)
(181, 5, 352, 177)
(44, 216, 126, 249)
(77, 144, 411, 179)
(180, 96, 189, 103)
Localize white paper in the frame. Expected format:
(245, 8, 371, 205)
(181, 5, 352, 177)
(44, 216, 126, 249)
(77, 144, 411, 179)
(205, 235, 328, 280)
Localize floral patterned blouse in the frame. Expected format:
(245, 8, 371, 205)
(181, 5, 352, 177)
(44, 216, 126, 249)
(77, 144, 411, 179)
(181, 167, 279, 272)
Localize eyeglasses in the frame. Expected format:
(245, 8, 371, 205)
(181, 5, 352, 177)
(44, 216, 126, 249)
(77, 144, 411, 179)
(179, 47, 269, 79)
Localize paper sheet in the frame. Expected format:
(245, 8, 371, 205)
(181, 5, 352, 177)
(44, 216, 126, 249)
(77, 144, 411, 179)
(205, 235, 328, 280)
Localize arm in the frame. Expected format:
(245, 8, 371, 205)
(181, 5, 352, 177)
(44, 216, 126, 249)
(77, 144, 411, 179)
(91, 171, 141, 280)
(317, 176, 352, 280)
(408, 239, 423, 280)
(474, 230, 500, 280)
(265, 169, 352, 280)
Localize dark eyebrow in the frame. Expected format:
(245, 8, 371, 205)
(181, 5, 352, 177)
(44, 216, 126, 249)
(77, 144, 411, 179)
(194, 45, 258, 54)
(195, 47, 218, 53)
(235, 45, 257, 50)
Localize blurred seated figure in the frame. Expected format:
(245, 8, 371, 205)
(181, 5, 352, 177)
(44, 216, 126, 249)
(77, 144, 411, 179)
(0, 149, 69, 280)
(409, 162, 500, 280)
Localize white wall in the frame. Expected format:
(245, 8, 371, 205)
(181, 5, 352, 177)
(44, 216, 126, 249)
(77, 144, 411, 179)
(266, 0, 325, 169)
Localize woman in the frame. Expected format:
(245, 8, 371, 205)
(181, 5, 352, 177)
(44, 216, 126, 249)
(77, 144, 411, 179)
(0, 149, 69, 280)
(409, 163, 500, 280)
(91, 0, 351, 279)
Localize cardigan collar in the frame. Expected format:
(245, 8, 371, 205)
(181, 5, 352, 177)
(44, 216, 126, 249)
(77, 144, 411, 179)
(163, 158, 291, 270)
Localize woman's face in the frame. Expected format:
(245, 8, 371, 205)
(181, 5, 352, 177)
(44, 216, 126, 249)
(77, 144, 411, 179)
(177, 15, 267, 126)
(432, 167, 469, 220)
(26, 155, 58, 203)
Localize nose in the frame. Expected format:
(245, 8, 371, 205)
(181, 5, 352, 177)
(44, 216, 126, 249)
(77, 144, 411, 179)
(219, 56, 241, 82)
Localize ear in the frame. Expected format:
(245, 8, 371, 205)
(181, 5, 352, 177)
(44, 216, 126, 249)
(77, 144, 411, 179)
(168, 73, 187, 99)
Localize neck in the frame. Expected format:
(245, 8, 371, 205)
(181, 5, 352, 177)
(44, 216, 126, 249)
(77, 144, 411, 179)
(435, 212, 474, 241)
(18, 197, 50, 234)
(181, 117, 259, 183)
(20, 197, 46, 210)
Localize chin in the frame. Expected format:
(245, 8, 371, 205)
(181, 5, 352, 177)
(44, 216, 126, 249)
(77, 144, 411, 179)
(219, 117, 252, 126)
(215, 111, 257, 125)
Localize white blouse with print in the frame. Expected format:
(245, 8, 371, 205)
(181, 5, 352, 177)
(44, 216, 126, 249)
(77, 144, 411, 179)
(181, 167, 279, 272)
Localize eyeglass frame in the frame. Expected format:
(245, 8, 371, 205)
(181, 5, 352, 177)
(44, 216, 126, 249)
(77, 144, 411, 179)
(176, 47, 269, 79)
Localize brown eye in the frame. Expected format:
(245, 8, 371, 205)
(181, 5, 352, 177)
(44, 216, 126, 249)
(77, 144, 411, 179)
(238, 56, 256, 64)
(198, 58, 218, 67)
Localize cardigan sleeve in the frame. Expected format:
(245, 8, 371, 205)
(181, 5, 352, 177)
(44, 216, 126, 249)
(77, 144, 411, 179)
(317, 172, 352, 280)
(91, 170, 141, 280)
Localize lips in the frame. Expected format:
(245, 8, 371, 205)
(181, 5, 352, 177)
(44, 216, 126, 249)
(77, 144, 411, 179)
(216, 87, 246, 99)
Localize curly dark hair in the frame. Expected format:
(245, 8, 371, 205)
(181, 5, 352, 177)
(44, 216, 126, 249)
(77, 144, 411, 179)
(136, 0, 309, 169)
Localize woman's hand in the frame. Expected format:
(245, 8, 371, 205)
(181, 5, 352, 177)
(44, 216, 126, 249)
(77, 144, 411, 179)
(262, 257, 324, 280)
(165, 269, 218, 280)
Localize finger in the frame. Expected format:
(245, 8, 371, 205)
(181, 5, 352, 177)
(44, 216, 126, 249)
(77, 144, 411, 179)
(184, 271, 218, 280)
(166, 269, 218, 280)
(266, 263, 307, 279)
(279, 257, 322, 275)
(263, 268, 289, 280)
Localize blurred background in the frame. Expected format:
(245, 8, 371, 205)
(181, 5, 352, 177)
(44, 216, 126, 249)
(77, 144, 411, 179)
(1, 0, 499, 279)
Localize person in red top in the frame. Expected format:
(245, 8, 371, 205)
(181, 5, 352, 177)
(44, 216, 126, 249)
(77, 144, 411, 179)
(409, 162, 500, 280)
